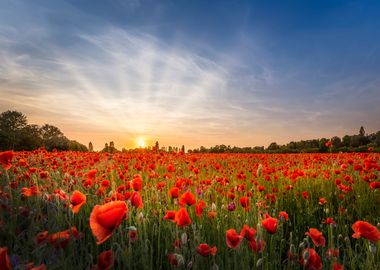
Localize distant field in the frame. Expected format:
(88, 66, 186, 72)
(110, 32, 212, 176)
(0, 151, 379, 269)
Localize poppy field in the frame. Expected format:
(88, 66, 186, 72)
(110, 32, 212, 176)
(0, 150, 379, 270)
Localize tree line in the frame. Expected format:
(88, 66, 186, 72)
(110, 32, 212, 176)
(1, 110, 378, 153)
(189, 126, 380, 153)
(0, 110, 88, 151)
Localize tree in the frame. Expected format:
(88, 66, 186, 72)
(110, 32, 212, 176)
(155, 141, 159, 151)
(350, 135, 361, 148)
(104, 143, 109, 153)
(331, 136, 342, 148)
(40, 124, 69, 151)
(181, 145, 185, 153)
(319, 138, 329, 152)
(109, 141, 115, 153)
(89, 142, 94, 152)
(267, 142, 280, 151)
(359, 126, 365, 136)
(0, 110, 28, 150)
(375, 131, 380, 147)
(40, 124, 64, 140)
(342, 135, 351, 147)
(19, 124, 43, 150)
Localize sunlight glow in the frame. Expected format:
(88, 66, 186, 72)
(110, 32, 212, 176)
(136, 137, 146, 148)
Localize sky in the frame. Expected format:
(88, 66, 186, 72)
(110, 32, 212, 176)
(1, 0, 380, 150)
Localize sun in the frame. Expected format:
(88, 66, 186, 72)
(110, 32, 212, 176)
(136, 137, 146, 148)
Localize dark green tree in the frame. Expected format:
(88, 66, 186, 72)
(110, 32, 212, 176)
(0, 110, 28, 150)
(155, 141, 159, 151)
(342, 135, 351, 147)
(359, 126, 365, 136)
(267, 142, 280, 151)
(40, 124, 69, 151)
(19, 124, 43, 150)
(109, 141, 115, 153)
(89, 142, 94, 152)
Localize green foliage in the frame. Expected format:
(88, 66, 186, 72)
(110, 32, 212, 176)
(0, 110, 87, 151)
(190, 127, 380, 153)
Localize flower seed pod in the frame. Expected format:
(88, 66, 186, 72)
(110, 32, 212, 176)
(181, 232, 188, 245)
(302, 250, 309, 264)
(211, 203, 217, 212)
(211, 263, 219, 270)
(256, 258, 263, 269)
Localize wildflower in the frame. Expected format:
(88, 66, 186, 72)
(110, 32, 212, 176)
(0, 151, 13, 171)
(305, 228, 326, 247)
(90, 201, 128, 244)
(195, 200, 206, 217)
(168, 187, 179, 198)
(34, 231, 49, 245)
(130, 192, 143, 208)
(240, 225, 256, 241)
(179, 191, 196, 207)
(279, 211, 289, 222)
(0, 247, 11, 270)
(175, 208, 191, 227)
(226, 229, 243, 249)
(163, 210, 176, 222)
(95, 250, 114, 270)
(196, 244, 217, 257)
(262, 215, 278, 234)
(70, 190, 86, 214)
(300, 248, 322, 270)
(248, 239, 266, 253)
(352, 221, 380, 242)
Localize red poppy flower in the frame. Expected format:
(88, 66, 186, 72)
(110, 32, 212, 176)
(179, 191, 196, 207)
(352, 221, 380, 242)
(226, 229, 243, 249)
(90, 201, 128, 244)
(279, 211, 289, 221)
(318, 198, 327, 205)
(0, 247, 11, 270)
(49, 230, 71, 248)
(167, 253, 184, 267)
(129, 228, 138, 242)
(207, 211, 217, 219)
(195, 200, 206, 217)
(97, 250, 114, 270)
(196, 243, 217, 257)
(300, 248, 322, 270)
(369, 182, 380, 189)
(239, 196, 249, 209)
(248, 239, 266, 253)
(0, 151, 13, 171)
(130, 191, 143, 208)
(333, 262, 344, 270)
(163, 210, 177, 222)
(34, 231, 49, 245)
(131, 175, 143, 191)
(70, 190, 86, 214)
(28, 263, 47, 270)
(305, 228, 326, 247)
(240, 225, 256, 241)
(324, 217, 335, 225)
(86, 169, 97, 179)
(168, 187, 179, 198)
(261, 216, 278, 234)
(174, 208, 191, 227)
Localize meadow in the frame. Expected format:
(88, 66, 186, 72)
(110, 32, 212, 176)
(0, 150, 379, 269)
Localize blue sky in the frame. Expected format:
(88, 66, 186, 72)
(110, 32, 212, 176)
(1, 0, 379, 149)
